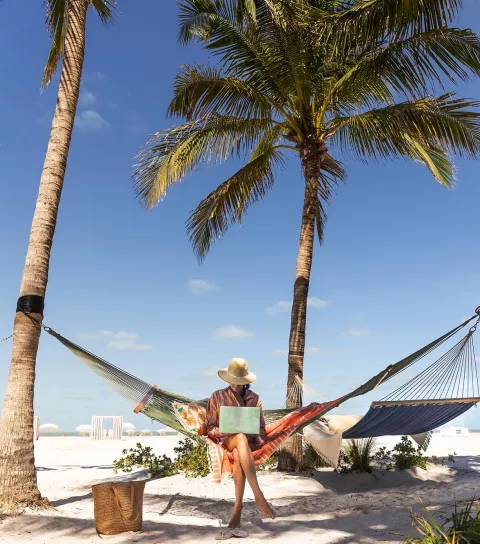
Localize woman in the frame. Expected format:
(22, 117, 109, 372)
(207, 358, 275, 538)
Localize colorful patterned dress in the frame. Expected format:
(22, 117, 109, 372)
(204, 389, 341, 483)
(206, 386, 266, 449)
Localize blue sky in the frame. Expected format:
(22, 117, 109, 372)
(1, 1, 480, 432)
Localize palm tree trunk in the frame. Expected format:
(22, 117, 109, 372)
(0, 0, 87, 507)
(278, 148, 320, 472)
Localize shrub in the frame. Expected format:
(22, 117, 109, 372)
(259, 450, 279, 470)
(337, 438, 376, 474)
(113, 443, 177, 478)
(173, 438, 210, 478)
(406, 499, 480, 543)
(372, 437, 455, 472)
(392, 436, 428, 470)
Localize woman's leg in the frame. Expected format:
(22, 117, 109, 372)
(224, 434, 275, 519)
(228, 448, 246, 528)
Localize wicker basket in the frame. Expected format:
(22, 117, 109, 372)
(92, 480, 147, 535)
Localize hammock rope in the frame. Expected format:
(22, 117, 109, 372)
(344, 319, 480, 441)
(41, 313, 479, 439)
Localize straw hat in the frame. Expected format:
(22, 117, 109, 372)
(218, 358, 256, 385)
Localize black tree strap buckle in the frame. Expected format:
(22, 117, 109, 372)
(16, 295, 45, 317)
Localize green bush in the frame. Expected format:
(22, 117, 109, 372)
(173, 438, 210, 478)
(113, 443, 177, 478)
(372, 437, 455, 472)
(113, 439, 210, 479)
(337, 438, 376, 474)
(406, 499, 480, 543)
(259, 449, 279, 470)
(392, 436, 428, 470)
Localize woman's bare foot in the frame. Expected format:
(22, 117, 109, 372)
(228, 506, 242, 528)
(255, 493, 275, 519)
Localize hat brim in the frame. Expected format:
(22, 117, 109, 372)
(218, 369, 257, 385)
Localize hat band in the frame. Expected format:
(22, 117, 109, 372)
(226, 369, 249, 379)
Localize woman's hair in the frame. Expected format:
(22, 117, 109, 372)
(241, 384, 250, 398)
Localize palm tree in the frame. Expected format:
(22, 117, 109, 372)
(133, 0, 480, 470)
(0, 0, 115, 507)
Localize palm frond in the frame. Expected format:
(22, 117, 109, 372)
(133, 116, 275, 209)
(178, 0, 298, 116)
(406, 138, 456, 187)
(321, 28, 480, 120)
(178, 0, 218, 44)
(42, 0, 115, 89)
(328, 94, 480, 161)
(88, 0, 116, 24)
(322, 0, 464, 49)
(168, 64, 274, 120)
(187, 141, 286, 260)
(42, 0, 67, 88)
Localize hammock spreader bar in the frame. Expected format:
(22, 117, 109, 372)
(344, 322, 479, 440)
(43, 314, 478, 437)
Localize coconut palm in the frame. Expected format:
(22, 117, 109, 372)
(133, 0, 480, 470)
(0, 0, 115, 507)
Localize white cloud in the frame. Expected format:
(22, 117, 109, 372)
(75, 110, 111, 131)
(341, 328, 372, 337)
(100, 331, 138, 340)
(107, 340, 153, 351)
(307, 297, 329, 309)
(266, 300, 291, 314)
(203, 367, 218, 376)
(78, 330, 138, 340)
(189, 279, 217, 294)
(85, 71, 106, 82)
(79, 91, 96, 107)
(266, 297, 328, 314)
(77, 330, 152, 350)
(476, 356, 480, 364)
(213, 326, 255, 340)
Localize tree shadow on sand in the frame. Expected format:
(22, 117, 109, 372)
(0, 509, 409, 543)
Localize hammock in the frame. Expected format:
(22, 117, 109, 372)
(344, 324, 479, 441)
(42, 314, 478, 437)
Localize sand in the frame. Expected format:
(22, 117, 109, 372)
(1, 434, 480, 543)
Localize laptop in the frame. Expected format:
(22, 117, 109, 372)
(219, 406, 261, 435)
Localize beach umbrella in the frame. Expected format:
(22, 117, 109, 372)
(125, 429, 135, 436)
(140, 429, 153, 436)
(40, 423, 59, 432)
(122, 422, 135, 431)
(76, 424, 92, 432)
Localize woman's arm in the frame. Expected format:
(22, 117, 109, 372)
(206, 393, 221, 440)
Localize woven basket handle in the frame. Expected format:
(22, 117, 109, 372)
(111, 484, 141, 526)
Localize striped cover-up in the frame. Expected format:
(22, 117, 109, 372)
(205, 387, 341, 483)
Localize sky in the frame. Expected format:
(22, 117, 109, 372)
(1, 1, 480, 433)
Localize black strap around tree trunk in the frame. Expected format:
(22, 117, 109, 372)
(16, 295, 44, 317)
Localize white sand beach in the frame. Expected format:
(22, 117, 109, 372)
(1, 434, 480, 543)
